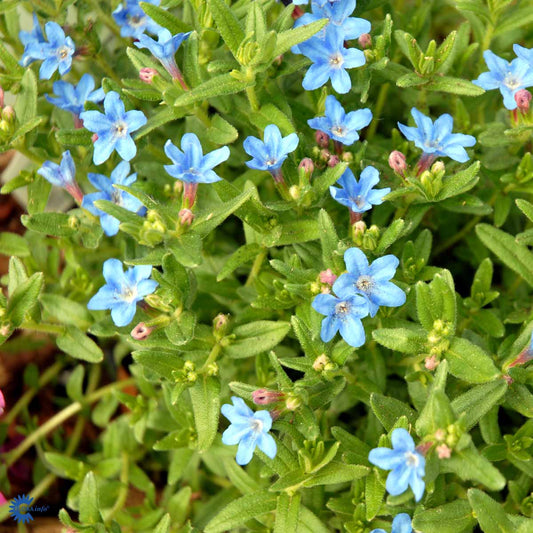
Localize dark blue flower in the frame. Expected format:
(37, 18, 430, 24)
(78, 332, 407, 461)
(371, 513, 412, 533)
(80, 91, 147, 165)
(298, 25, 365, 93)
(330, 166, 390, 213)
(398, 108, 476, 163)
(368, 428, 425, 502)
(308, 95, 372, 146)
(87, 259, 158, 327)
(19, 13, 46, 67)
(46, 74, 105, 117)
(82, 161, 145, 236)
(134, 28, 190, 78)
(164, 133, 230, 184)
(113, 0, 162, 39)
(243, 124, 299, 173)
(221, 396, 277, 465)
(312, 292, 369, 347)
(473, 50, 533, 110)
(333, 247, 405, 318)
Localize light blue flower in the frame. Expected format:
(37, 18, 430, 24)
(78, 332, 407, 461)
(371, 513, 412, 533)
(312, 292, 369, 347)
(37, 150, 76, 189)
(398, 108, 476, 163)
(368, 428, 425, 502)
(221, 396, 277, 465)
(297, 24, 365, 94)
(113, 0, 161, 39)
(82, 161, 146, 236)
(330, 166, 390, 213)
(80, 91, 147, 165)
(134, 28, 190, 78)
(243, 124, 299, 175)
(164, 133, 230, 184)
(19, 13, 46, 67)
(473, 50, 533, 110)
(308, 95, 372, 146)
(87, 259, 158, 327)
(514, 44, 533, 67)
(46, 74, 105, 117)
(333, 247, 405, 318)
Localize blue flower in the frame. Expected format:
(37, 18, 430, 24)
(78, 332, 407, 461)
(87, 259, 158, 327)
(164, 133, 230, 183)
(368, 428, 425, 502)
(46, 74, 105, 117)
(398, 108, 476, 163)
(243, 124, 299, 175)
(82, 161, 146, 236)
(312, 292, 369, 347)
(330, 166, 390, 213)
(514, 44, 533, 67)
(135, 28, 190, 78)
(308, 95, 372, 146)
(19, 13, 46, 67)
(298, 25, 365, 93)
(80, 91, 147, 165)
(221, 396, 277, 465)
(472, 50, 533, 110)
(113, 0, 161, 39)
(37, 150, 76, 188)
(333, 247, 406, 318)
(371, 513, 412, 533)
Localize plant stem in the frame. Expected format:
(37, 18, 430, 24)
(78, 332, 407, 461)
(245, 249, 267, 286)
(246, 86, 260, 111)
(20, 321, 65, 335)
(105, 452, 129, 523)
(201, 343, 222, 371)
(366, 82, 390, 141)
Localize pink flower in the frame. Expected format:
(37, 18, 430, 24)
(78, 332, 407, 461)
(0, 389, 5, 416)
(319, 268, 337, 286)
(437, 444, 451, 459)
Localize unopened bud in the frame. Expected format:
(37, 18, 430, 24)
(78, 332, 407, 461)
(315, 130, 330, 148)
(327, 155, 340, 167)
(0, 388, 5, 416)
(431, 161, 445, 175)
(312, 354, 330, 372)
(252, 389, 283, 405)
(68, 215, 79, 229)
(174, 180, 183, 195)
(206, 362, 218, 376)
(213, 313, 229, 332)
(515, 89, 532, 113)
(285, 396, 301, 411)
(436, 444, 451, 459)
(139, 67, 157, 84)
(388, 150, 407, 176)
(358, 33, 372, 49)
(342, 151, 353, 162)
(0, 87, 4, 109)
(131, 322, 153, 340)
(320, 148, 331, 162)
(425, 355, 439, 370)
(1, 105, 15, 123)
(354, 220, 366, 235)
(434, 428, 446, 442)
(179, 208, 194, 226)
(289, 185, 301, 200)
(298, 157, 314, 176)
(319, 269, 337, 285)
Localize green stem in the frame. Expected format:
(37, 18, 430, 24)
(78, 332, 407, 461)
(245, 249, 267, 287)
(246, 85, 260, 111)
(201, 343, 222, 371)
(19, 322, 65, 335)
(105, 452, 129, 523)
(366, 82, 389, 141)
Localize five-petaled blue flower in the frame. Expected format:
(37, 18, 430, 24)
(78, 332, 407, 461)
(473, 50, 533, 110)
(164, 133, 230, 184)
(37, 150, 76, 189)
(371, 513, 412, 533)
(308, 95, 372, 146)
(113, 0, 161, 39)
(80, 91, 147, 165)
(398, 108, 476, 163)
(330, 166, 390, 213)
(243, 124, 299, 177)
(298, 25, 365, 94)
(312, 292, 369, 347)
(82, 161, 146, 236)
(368, 428, 426, 502)
(46, 74, 105, 117)
(87, 259, 158, 327)
(135, 28, 191, 78)
(20, 20, 75, 80)
(221, 396, 277, 465)
(334, 247, 406, 318)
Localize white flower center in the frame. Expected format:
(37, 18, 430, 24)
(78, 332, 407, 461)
(331, 125, 346, 137)
(329, 53, 344, 69)
(129, 15, 145, 28)
(352, 195, 366, 208)
(266, 158, 277, 166)
(121, 286, 138, 303)
(111, 190, 123, 205)
(251, 418, 263, 433)
(114, 121, 128, 137)
(504, 74, 521, 90)
(405, 451, 419, 467)
(356, 275, 374, 293)
(335, 301, 351, 317)
(58, 46, 70, 60)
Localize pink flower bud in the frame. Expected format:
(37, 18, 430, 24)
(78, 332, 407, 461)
(327, 155, 340, 167)
(139, 67, 158, 84)
(319, 268, 337, 285)
(425, 355, 439, 370)
(91, 133, 98, 143)
(214, 313, 229, 331)
(515, 89, 532, 113)
(315, 130, 330, 148)
(358, 33, 372, 49)
(416, 441, 433, 456)
(298, 157, 314, 176)
(131, 322, 153, 340)
(0, 492, 6, 505)
(0, 389, 5, 416)
(388, 150, 407, 176)
(0, 86, 4, 109)
(252, 389, 283, 405)
(436, 444, 451, 459)
(179, 208, 194, 225)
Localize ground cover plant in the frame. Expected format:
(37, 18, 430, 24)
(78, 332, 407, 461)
(0, 0, 533, 531)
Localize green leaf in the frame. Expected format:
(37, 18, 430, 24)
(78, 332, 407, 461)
(505, 384, 533, 418)
(224, 321, 291, 358)
(313, 162, 348, 195)
(274, 493, 301, 533)
(273, 19, 328, 56)
(57, 326, 104, 363)
(365, 469, 385, 520)
(0, 40, 23, 74)
(133, 350, 181, 379)
(79, 472, 101, 524)
(516, 198, 533, 223)
(273, 219, 320, 246)
(134, 106, 184, 140)
(303, 463, 369, 487)
(190, 376, 220, 451)
(139, 2, 191, 33)
(372, 326, 427, 353)
(66, 365, 85, 403)
(217, 243, 263, 281)
(21, 213, 76, 237)
(427, 76, 485, 95)
(7, 272, 44, 327)
(467, 489, 514, 533)
(375, 219, 405, 254)
(204, 491, 277, 533)
(370, 393, 418, 431)
(45, 452, 86, 480)
(0, 232, 29, 257)
(56, 128, 93, 147)
(165, 311, 196, 346)
(445, 337, 499, 383)
(476, 224, 533, 287)
(94, 199, 145, 228)
(207, 0, 245, 59)
(436, 161, 480, 200)
(40, 294, 92, 329)
(206, 114, 239, 145)
(413, 500, 476, 533)
(15, 69, 37, 124)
